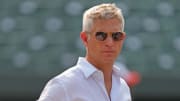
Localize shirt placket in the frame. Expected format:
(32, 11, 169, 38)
(93, 71, 111, 101)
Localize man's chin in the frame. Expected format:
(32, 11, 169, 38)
(102, 57, 115, 64)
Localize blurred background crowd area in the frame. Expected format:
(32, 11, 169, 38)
(0, 0, 180, 101)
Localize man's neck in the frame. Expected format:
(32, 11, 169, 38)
(87, 58, 113, 97)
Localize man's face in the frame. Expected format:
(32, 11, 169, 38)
(82, 18, 125, 66)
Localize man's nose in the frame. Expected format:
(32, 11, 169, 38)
(105, 36, 114, 47)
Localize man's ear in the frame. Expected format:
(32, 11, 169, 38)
(80, 32, 88, 46)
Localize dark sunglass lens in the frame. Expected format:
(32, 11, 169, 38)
(112, 32, 123, 41)
(96, 32, 107, 41)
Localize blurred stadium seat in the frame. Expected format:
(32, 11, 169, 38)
(0, 0, 180, 100)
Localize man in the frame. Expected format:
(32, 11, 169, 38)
(38, 3, 131, 101)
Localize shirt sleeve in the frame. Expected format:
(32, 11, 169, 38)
(37, 78, 69, 101)
(120, 78, 132, 101)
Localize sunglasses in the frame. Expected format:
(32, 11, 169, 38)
(95, 32, 125, 41)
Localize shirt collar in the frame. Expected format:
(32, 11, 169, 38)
(77, 57, 98, 78)
(77, 57, 122, 78)
(112, 65, 122, 77)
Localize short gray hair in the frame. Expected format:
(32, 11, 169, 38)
(82, 3, 125, 33)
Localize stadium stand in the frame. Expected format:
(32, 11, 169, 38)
(0, 0, 180, 100)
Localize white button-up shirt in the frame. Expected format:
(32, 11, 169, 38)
(38, 57, 131, 101)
